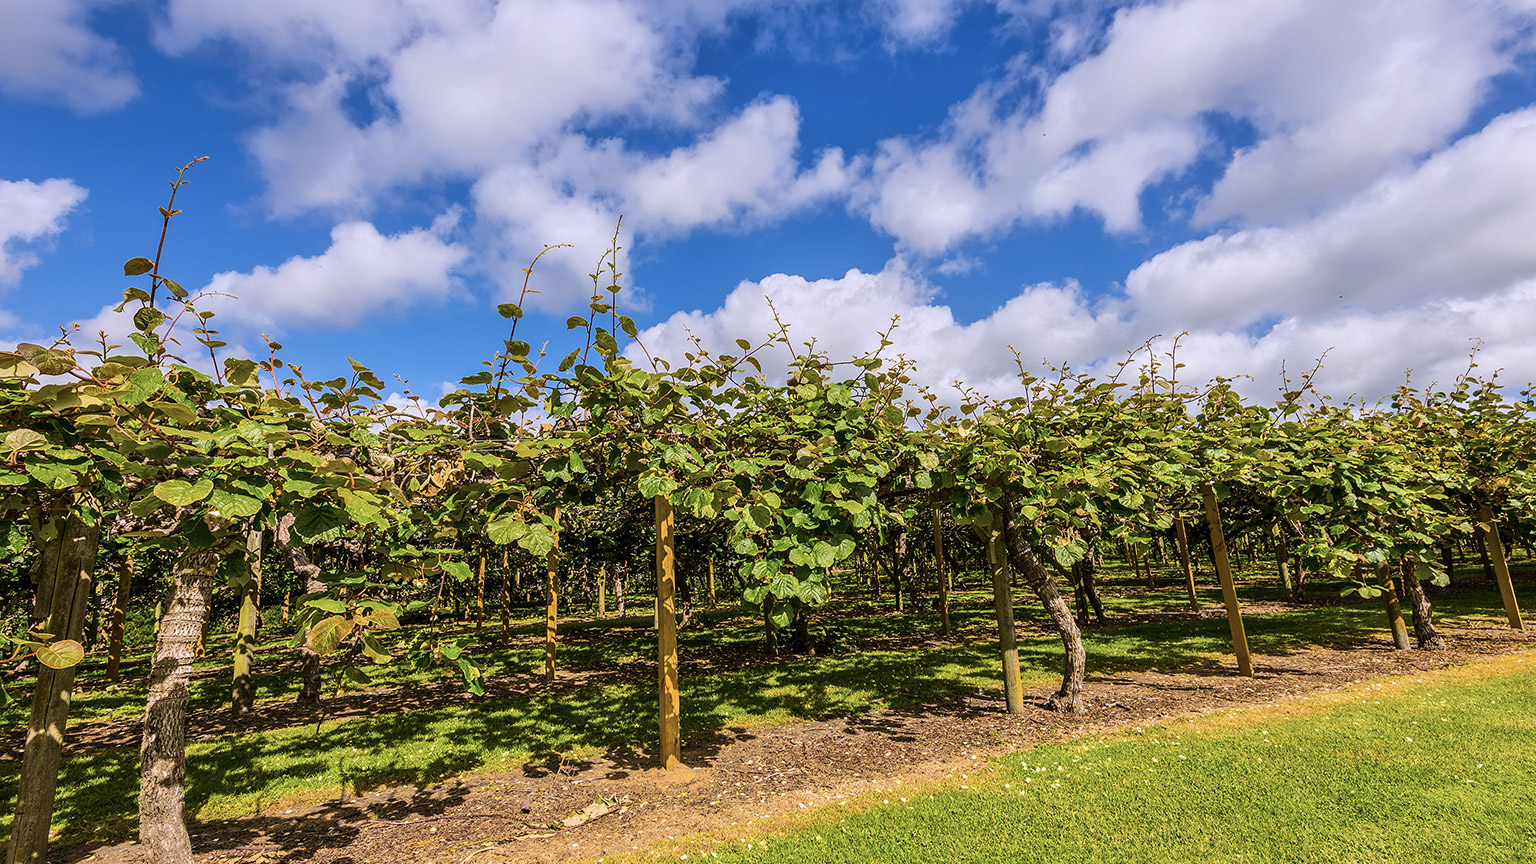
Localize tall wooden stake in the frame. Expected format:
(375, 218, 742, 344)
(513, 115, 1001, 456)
(1374, 564, 1411, 649)
(655, 495, 682, 770)
(1201, 484, 1253, 677)
(986, 508, 1024, 714)
(500, 549, 511, 639)
(105, 555, 133, 683)
(1175, 516, 1199, 610)
(933, 509, 951, 638)
(476, 555, 486, 631)
(707, 558, 717, 608)
(1479, 504, 1525, 630)
(544, 509, 560, 683)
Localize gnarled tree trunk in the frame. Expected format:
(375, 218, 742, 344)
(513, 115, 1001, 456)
(231, 529, 262, 718)
(139, 550, 218, 864)
(274, 514, 324, 704)
(998, 497, 1086, 713)
(1400, 560, 1446, 650)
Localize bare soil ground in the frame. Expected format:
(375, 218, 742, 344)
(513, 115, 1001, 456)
(50, 617, 1534, 864)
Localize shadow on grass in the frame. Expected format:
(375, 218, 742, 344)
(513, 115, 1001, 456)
(2, 570, 1528, 853)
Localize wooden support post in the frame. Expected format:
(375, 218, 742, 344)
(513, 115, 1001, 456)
(1479, 504, 1525, 630)
(1175, 516, 1199, 611)
(986, 508, 1024, 715)
(707, 558, 717, 608)
(500, 549, 512, 639)
(933, 509, 951, 638)
(1377, 564, 1411, 650)
(476, 555, 486, 631)
(544, 510, 560, 683)
(105, 555, 133, 683)
(1201, 484, 1253, 677)
(597, 564, 607, 618)
(655, 495, 682, 770)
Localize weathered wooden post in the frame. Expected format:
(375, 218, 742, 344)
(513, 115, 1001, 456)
(1479, 504, 1525, 630)
(656, 495, 682, 769)
(1201, 484, 1253, 677)
(986, 507, 1024, 714)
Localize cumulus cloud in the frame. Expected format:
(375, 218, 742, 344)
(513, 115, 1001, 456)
(0, 178, 89, 285)
(472, 98, 853, 306)
(163, 1, 866, 315)
(0, 0, 139, 111)
(642, 104, 1536, 401)
(861, 0, 1536, 253)
(242, 0, 727, 215)
(1119, 107, 1536, 332)
(199, 214, 469, 329)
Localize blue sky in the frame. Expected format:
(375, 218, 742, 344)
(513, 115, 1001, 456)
(4, 0, 1536, 405)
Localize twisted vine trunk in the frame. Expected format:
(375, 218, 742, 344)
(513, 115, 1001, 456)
(7, 512, 99, 864)
(1400, 560, 1446, 650)
(274, 514, 324, 704)
(139, 550, 218, 864)
(998, 498, 1086, 713)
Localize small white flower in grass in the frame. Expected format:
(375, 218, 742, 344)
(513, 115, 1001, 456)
(1405, 738, 1412, 743)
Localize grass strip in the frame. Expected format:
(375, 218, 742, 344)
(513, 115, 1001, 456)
(675, 653, 1536, 864)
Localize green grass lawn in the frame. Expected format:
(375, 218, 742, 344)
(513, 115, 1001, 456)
(658, 654, 1536, 864)
(1, 563, 1530, 849)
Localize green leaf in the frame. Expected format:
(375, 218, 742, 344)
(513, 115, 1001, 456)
(497, 303, 524, 319)
(224, 358, 259, 387)
(442, 561, 473, 582)
(745, 504, 774, 531)
(293, 504, 349, 543)
(305, 598, 347, 614)
(24, 461, 77, 488)
(121, 367, 165, 405)
(148, 400, 199, 425)
(133, 306, 165, 333)
(369, 608, 401, 630)
(518, 526, 557, 558)
(16, 343, 74, 377)
(769, 605, 793, 630)
(637, 475, 679, 498)
(153, 478, 214, 507)
(207, 489, 263, 519)
(35, 639, 85, 670)
(487, 517, 528, 546)
(306, 615, 348, 655)
(2, 429, 47, 453)
(123, 256, 154, 276)
(360, 632, 392, 663)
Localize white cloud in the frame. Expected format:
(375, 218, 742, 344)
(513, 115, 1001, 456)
(1120, 107, 1536, 332)
(0, 178, 89, 285)
(199, 215, 469, 329)
(0, 0, 138, 111)
(861, 0, 1536, 252)
(472, 98, 853, 306)
(244, 0, 726, 215)
(155, 0, 484, 67)
(642, 105, 1536, 402)
(876, 0, 971, 44)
